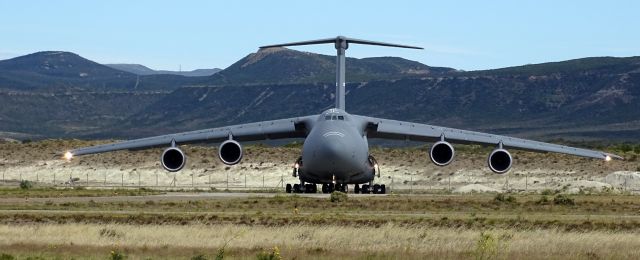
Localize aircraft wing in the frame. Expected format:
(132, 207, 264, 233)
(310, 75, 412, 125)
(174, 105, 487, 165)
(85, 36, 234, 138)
(67, 115, 317, 157)
(356, 115, 622, 160)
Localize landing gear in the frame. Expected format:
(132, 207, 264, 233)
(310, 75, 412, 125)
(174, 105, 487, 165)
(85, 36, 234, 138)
(321, 183, 335, 194)
(286, 183, 317, 193)
(354, 184, 360, 194)
(358, 183, 386, 194)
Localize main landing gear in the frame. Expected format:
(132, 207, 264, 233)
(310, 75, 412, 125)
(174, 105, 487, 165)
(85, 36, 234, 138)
(286, 183, 318, 194)
(354, 183, 386, 194)
(285, 182, 386, 194)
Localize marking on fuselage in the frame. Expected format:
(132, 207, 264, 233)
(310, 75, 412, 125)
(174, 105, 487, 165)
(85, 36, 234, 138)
(323, 131, 345, 138)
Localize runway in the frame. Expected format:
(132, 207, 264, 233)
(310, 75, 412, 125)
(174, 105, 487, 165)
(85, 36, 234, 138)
(0, 192, 388, 204)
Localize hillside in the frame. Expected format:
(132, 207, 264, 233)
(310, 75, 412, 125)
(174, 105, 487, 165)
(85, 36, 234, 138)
(207, 47, 454, 85)
(0, 50, 638, 141)
(106, 63, 221, 77)
(0, 51, 202, 91)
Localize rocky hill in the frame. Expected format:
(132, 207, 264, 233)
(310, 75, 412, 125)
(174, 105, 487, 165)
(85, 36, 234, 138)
(0, 49, 638, 141)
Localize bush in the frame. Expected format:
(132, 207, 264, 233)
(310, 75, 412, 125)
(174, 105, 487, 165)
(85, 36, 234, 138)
(256, 246, 282, 260)
(329, 191, 348, 203)
(191, 254, 208, 260)
(0, 253, 15, 260)
(493, 193, 516, 203)
(110, 250, 125, 260)
(536, 195, 550, 204)
(553, 194, 575, 206)
(19, 180, 33, 190)
(540, 189, 555, 195)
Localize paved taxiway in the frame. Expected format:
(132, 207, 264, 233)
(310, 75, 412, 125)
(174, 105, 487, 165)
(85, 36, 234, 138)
(0, 192, 388, 204)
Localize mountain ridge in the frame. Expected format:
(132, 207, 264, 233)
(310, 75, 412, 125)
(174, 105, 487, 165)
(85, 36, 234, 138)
(0, 49, 638, 141)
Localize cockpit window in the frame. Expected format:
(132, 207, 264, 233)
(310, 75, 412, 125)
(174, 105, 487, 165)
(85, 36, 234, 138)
(331, 116, 337, 120)
(325, 116, 331, 120)
(338, 116, 344, 120)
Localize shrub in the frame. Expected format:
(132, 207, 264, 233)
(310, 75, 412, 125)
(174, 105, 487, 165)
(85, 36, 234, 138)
(329, 191, 348, 203)
(256, 246, 282, 260)
(191, 254, 208, 260)
(19, 180, 33, 190)
(110, 250, 125, 260)
(474, 232, 497, 260)
(0, 253, 15, 260)
(540, 189, 555, 195)
(493, 193, 516, 203)
(553, 194, 575, 206)
(536, 195, 550, 204)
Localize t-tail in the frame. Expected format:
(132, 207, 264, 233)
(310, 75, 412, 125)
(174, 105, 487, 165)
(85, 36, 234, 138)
(260, 36, 423, 111)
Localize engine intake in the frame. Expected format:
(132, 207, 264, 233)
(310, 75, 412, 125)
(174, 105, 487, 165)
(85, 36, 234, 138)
(429, 141, 455, 166)
(488, 148, 512, 174)
(161, 147, 186, 172)
(218, 140, 243, 165)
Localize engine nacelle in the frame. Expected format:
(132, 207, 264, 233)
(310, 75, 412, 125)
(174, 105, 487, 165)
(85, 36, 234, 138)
(218, 140, 243, 165)
(161, 147, 186, 172)
(429, 141, 455, 166)
(488, 148, 512, 174)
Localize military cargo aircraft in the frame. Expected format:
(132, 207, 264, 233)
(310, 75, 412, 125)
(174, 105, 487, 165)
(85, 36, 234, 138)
(64, 36, 622, 194)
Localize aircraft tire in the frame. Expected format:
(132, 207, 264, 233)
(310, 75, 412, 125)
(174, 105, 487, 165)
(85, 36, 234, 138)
(381, 184, 386, 194)
(286, 184, 292, 193)
(354, 184, 360, 194)
(373, 184, 381, 194)
(362, 185, 370, 194)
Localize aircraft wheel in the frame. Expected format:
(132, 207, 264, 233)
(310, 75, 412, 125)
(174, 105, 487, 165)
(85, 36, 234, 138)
(322, 184, 328, 194)
(293, 184, 301, 193)
(381, 184, 386, 194)
(311, 184, 317, 193)
(373, 184, 381, 194)
(354, 184, 360, 194)
(328, 183, 335, 193)
(286, 184, 292, 193)
(342, 184, 348, 193)
(362, 185, 370, 194)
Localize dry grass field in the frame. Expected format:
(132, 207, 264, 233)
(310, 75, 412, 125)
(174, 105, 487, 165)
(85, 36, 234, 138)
(0, 140, 639, 259)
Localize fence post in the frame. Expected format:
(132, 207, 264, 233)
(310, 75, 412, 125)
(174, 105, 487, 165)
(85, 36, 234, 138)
(121, 172, 124, 187)
(226, 172, 229, 190)
(86, 172, 89, 186)
(192, 173, 194, 188)
(53, 172, 56, 186)
(410, 176, 413, 194)
(262, 175, 265, 188)
(244, 174, 247, 189)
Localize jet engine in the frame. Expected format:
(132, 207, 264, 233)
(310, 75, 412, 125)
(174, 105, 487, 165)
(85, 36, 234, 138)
(161, 147, 186, 172)
(488, 148, 512, 174)
(218, 140, 243, 165)
(429, 141, 455, 166)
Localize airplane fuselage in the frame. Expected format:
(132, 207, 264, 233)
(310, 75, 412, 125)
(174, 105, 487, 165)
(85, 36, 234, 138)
(299, 109, 375, 184)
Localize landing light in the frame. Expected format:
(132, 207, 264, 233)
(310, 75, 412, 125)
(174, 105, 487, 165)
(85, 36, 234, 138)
(294, 163, 300, 169)
(64, 151, 74, 161)
(605, 155, 612, 162)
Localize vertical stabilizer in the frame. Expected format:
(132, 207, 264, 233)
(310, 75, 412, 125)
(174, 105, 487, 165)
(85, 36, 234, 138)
(260, 36, 422, 111)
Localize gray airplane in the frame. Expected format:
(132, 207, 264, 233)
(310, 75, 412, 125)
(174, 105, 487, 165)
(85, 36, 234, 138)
(64, 36, 622, 194)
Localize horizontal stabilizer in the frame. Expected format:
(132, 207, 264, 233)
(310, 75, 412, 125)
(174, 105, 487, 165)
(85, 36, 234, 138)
(260, 36, 423, 50)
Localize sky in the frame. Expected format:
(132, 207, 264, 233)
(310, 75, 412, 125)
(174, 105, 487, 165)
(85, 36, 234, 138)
(0, 0, 638, 71)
